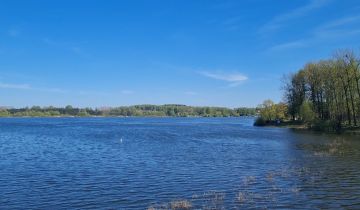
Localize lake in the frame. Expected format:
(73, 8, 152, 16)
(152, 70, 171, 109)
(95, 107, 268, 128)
(0, 117, 359, 209)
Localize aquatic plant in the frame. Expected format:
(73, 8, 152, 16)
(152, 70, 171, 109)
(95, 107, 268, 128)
(170, 200, 192, 209)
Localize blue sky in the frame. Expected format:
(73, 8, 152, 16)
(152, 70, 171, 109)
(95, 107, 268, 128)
(1, 0, 360, 108)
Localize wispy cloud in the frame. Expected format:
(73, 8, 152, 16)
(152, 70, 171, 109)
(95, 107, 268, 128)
(269, 40, 307, 51)
(36, 87, 67, 93)
(200, 71, 248, 82)
(221, 16, 244, 31)
(199, 71, 248, 87)
(71, 47, 83, 54)
(7, 29, 20, 37)
(43, 38, 58, 46)
(184, 91, 197, 96)
(0, 81, 118, 96)
(315, 14, 360, 38)
(0, 82, 67, 93)
(320, 15, 360, 29)
(43, 38, 87, 56)
(75, 89, 132, 96)
(260, 0, 330, 33)
(78, 90, 110, 96)
(121, 90, 134, 95)
(0, 82, 31, 90)
(268, 14, 360, 51)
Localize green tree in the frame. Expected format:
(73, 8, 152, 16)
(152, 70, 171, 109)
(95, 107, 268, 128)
(0, 109, 10, 117)
(77, 110, 89, 117)
(258, 99, 276, 121)
(299, 101, 315, 123)
(275, 103, 287, 120)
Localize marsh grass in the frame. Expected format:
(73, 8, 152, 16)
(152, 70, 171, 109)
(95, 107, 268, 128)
(299, 138, 352, 157)
(242, 176, 256, 186)
(236, 192, 247, 203)
(148, 138, 354, 209)
(192, 191, 225, 209)
(289, 186, 300, 194)
(170, 200, 192, 209)
(147, 167, 314, 209)
(266, 172, 275, 183)
(147, 199, 192, 210)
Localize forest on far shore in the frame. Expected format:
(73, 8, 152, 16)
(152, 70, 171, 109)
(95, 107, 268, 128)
(0, 104, 257, 117)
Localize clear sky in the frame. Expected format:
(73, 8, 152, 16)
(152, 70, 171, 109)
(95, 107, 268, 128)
(1, 0, 360, 108)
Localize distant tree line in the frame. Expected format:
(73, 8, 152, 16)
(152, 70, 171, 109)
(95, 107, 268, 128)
(0, 104, 257, 117)
(256, 49, 360, 131)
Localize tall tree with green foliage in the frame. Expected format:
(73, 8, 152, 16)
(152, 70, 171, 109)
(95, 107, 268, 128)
(281, 49, 360, 129)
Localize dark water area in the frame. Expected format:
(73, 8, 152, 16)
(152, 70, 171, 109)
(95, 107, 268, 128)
(0, 117, 359, 209)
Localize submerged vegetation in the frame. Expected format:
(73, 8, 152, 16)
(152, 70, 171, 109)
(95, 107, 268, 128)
(255, 49, 360, 133)
(0, 104, 257, 117)
(146, 137, 354, 209)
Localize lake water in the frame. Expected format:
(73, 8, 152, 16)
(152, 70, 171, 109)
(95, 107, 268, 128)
(0, 117, 359, 209)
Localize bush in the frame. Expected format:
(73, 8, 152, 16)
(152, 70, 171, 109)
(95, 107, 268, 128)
(310, 119, 340, 132)
(254, 117, 266, 126)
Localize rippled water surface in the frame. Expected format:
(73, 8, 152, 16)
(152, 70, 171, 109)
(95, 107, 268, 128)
(1, 117, 360, 209)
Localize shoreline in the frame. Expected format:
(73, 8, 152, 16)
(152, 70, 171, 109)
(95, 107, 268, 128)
(255, 121, 360, 135)
(0, 115, 256, 118)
